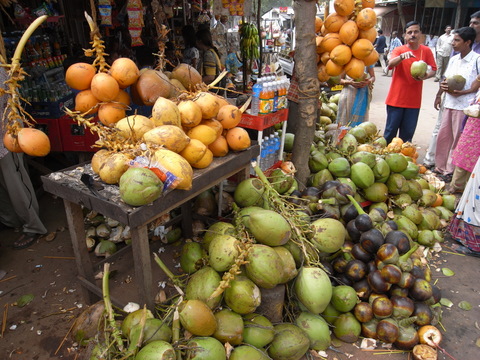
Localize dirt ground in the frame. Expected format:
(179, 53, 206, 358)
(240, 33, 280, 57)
(1, 68, 480, 359)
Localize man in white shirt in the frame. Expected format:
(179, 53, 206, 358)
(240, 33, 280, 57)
(433, 27, 480, 179)
(434, 25, 454, 82)
(384, 31, 402, 76)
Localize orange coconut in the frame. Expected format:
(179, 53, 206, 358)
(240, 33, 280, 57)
(65, 62, 96, 91)
(90, 72, 120, 102)
(109, 57, 140, 88)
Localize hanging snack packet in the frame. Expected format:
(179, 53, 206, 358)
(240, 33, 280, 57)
(99, 0, 113, 26)
(127, 0, 144, 46)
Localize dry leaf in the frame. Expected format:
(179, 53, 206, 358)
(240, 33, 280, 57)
(458, 301, 472, 311)
(441, 268, 455, 276)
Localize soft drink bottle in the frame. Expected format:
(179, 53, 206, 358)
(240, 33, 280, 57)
(250, 77, 263, 116)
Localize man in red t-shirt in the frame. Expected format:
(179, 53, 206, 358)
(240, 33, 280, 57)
(384, 21, 437, 144)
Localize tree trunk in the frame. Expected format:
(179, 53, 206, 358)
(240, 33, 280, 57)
(397, 0, 406, 30)
(291, 0, 319, 187)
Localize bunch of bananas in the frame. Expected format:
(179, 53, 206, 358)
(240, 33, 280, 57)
(240, 22, 260, 60)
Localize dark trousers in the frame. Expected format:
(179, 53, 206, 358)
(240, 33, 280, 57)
(384, 105, 420, 144)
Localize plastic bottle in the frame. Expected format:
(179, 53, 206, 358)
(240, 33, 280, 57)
(259, 82, 272, 115)
(268, 134, 276, 168)
(272, 81, 279, 113)
(278, 79, 287, 110)
(273, 132, 281, 164)
(250, 77, 263, 116)
(261, 136, 270, 170)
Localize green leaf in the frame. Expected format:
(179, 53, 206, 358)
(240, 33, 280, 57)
(441, 268, 455, 276)
(439, 298, 453, 308)
(16, 294, 34, 307)
(458, 301, 472, 311)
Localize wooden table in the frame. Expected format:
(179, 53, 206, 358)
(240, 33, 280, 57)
(41, 145, 259, 309)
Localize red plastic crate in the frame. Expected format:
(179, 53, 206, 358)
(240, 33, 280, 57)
(34, 118, 63, 152)
(58, 115, 99, 152)
(239, 108, 288, 131)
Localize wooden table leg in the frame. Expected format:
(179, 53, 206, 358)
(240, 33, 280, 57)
(130, 224, 154, 310)
(63, 200, 98, 304)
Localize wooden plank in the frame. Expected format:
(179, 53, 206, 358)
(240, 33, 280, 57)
(130, 224, 154, 310)
(64, 200, 97, 304)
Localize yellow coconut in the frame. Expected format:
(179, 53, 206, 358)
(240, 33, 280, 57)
(345, 58, 366, 80)
(153, 149, 193, 190)
(334, 0, 355, 17)
(325, 60, 344, 76)
(91, 149, 111, 174)
(216, 104, 242, 129)
(178, 100, 203, 128)
(193, 92, 221, 119)
(359, 27, 378, 43)
(339, 20, 359, 46)
(191, 149, 214, 169)
(187, 125, 218, 146)
(115, 115, 155, 141)
(143, 125, 190, 153)
(170, 63, 203, 91)
(151, 97, 181, 127)
(363, 49, 379, 66)
(179, 138, 208, 165)
(320, 33, 342, 53)
(98, 152, 133, 184)
(324, 13, 347, 33)
(351, 39, 374, 60)
(329, 45, 352, 66)
(317, 63, 330, 82)
(356, 8, 377, 31)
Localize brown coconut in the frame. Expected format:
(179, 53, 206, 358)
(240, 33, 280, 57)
(133, 69, 173, 106)
(171, 63, 202, 91)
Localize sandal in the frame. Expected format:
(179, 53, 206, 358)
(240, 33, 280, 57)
(450, 243, 480, 258)
(12, 232, 40, 250)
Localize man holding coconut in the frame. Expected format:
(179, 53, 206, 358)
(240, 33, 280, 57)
(383, 21, 436, 144)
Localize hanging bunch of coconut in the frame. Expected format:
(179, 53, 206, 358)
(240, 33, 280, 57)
(316, 0, 378, 83)
(1, 16, 52, 157)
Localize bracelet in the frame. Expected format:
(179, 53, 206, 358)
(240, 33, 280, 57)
(476, 75, 480, 82)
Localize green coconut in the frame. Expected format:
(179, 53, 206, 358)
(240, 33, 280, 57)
(119, 168, 163, 207)
(373, 158, 391, 183)
(364, 183, 389, 202)
(245, 244, 284, 289)
(234, 178, 265, 207)
(208, 234, 239, 272)
(185, 337, 226, 360)
(394, 215, 419, 239)
(180, 242, 205, 274)
(230, 345, 270, 360)
(273, 246, 298, 283)
(350, 162, 375, 189)
(310, 218, 346, 253)
(330, 285, 359, 312)
(386, 173, 408, 195)
(241, 208, 291, 247)
(224, 276, 261, 315)
(400, 161, 419, 180)
(185, 266, 222, 309)
(268, 324, 310, 360)
(130, 318, 172, 346)
(385, 153, 409, 173)
(295, 312, 331, 351)
(350, 151, 377, 168)
(121, 309, 154, 338)
(410, 60, 428, 78)
(373, 136, 387, 148)
(179, 300, 217, 336)
(309, 151, 329, 173)
(442, 194, 456, 211)
(406, 179, 424, 201)
(393, 193, 413, 208)
(135, 340, 175, 360)
(283, 240, 305, 268)
(337, 177, 357, 193)
(269, 168, 295, 194)
(333, 313, 361, 343)
(284, 133, 295, 152)
(213, 309, 244, 345)
(309, 168, 334, 187)
(202, 221, 235, 250)
(294, 267, 332, 314)
(328, 157, 351, 177)
(358, 121, 378, 137)
(402, 204, 423, 225)
(242, 314, 275, 348)
(446, 74, 466, 91)
(348, 126, 368, 143)
(337, 133, 358, 154)
(417, 230, 435, 247)
(419, 189, 438, 207)
(321, 303, 342, 325)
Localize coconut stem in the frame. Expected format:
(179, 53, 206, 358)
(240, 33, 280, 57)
(347, 194, 366, 215)
(153, 253, 184, 288)
(208, 69, 228, 88)
(239, 96, 252, 113)
(172, 305, 181, 360)
(102, 263, 124, 352)
(12, 15, 48, 66)
(398, 243, 419, 264)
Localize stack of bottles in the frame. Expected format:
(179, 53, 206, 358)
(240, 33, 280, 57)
(250, 74, 290, 116)
(251, 131, 282, 174)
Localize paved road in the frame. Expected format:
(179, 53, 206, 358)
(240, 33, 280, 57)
(368, 66, 440, 163)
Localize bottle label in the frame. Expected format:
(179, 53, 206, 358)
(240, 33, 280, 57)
(259, 98, 271, 115)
